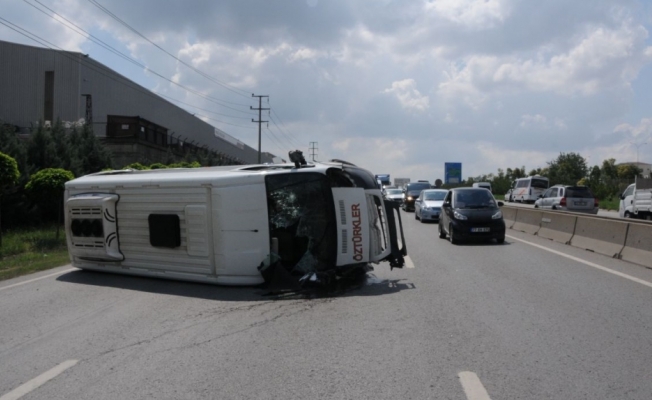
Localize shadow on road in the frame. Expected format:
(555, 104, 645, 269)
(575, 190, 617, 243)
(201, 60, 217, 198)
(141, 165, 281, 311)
(56, 269, 415, 302)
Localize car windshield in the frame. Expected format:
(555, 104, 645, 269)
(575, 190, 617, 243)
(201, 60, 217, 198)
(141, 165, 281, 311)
(454, 190, 497, 209)
(386, 189, 402, 195)
(407, 183, 430, 191)
(424, 191, 447, 201)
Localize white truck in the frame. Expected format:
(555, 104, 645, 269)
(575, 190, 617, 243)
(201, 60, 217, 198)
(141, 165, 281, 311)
(619, 177, 652, 220)
(64, 153, 407, 289)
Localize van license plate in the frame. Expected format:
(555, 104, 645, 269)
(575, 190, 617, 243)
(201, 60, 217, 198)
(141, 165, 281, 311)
(575, 201, 587, 206)
(471, 227, 490, 232)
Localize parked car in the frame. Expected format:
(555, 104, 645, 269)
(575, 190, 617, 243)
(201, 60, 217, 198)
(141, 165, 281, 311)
(383, 188, 404, 204)
(415, 189, 448, 223)
(534, 185, 598, 214)
(438, 187, 505, 244)
(402, 181, 432, 211)
(504, 188, 514, 202)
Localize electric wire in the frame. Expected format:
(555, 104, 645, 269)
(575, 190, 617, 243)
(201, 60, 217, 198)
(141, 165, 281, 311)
(86, 0, 253, 100)
(22, 0, 256, 118)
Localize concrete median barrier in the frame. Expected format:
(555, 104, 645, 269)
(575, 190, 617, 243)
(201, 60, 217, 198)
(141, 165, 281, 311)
(502, 207, 517, 229)
(569, 217, 628, 258)
(511, 208, 543, 235)
(537, 212, 578, 244)
(619, 222, 652, 268)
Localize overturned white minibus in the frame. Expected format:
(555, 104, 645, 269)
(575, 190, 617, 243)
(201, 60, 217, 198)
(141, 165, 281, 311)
(64, 157, 407, 287)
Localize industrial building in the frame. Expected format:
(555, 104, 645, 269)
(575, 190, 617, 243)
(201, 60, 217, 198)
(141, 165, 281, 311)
(0, 40, 275, 166)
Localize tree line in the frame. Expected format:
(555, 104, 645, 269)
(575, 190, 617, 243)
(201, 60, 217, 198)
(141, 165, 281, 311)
(450, 152, 643, 199)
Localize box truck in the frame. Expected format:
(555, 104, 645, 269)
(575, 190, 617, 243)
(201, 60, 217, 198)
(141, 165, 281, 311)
(64, 153, 407, 288)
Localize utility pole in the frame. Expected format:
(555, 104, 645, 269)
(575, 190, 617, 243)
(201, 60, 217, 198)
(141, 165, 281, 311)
(309, 141, 318, 161)
(251, 94, 269, 163)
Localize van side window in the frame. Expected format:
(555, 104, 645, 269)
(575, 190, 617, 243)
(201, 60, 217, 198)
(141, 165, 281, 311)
(550, 188, 558, 197)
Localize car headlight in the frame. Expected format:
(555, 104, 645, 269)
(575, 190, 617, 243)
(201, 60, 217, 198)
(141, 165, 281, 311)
(492, 211, 502, 219)
(454, 210, 467, 220)
(407, 196, 413, 200)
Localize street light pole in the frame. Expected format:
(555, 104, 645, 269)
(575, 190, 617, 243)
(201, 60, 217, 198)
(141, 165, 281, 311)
(631, 142, 647, 164)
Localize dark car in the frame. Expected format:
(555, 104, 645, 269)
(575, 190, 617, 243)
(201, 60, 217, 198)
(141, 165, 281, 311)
(402, 182, 432, 211)
(438, 187, 505, 244)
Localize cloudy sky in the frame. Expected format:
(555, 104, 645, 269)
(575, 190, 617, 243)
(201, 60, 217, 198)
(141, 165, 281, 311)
(2, 0, 652, 181)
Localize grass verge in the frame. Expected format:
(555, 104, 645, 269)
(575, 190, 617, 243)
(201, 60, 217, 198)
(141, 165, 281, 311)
(0, 225, 70, 282)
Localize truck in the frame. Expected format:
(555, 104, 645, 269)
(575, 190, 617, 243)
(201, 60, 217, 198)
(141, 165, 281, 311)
(374, 174, 391, 188)
(64, 152, 407, 290)
(394, 178, 410, 189)
(619, 177, 652, 220)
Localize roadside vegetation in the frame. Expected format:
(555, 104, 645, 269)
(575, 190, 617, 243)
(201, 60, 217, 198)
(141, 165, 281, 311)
(443, 152, 642, 209)
(0, 225, 69, 281)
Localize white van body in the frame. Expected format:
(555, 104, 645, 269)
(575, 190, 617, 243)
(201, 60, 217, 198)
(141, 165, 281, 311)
(619, 178, 652, 220)
(511, 176, 549, 203)
(472, 182, 492, 192)
(64, 161, 407, 286)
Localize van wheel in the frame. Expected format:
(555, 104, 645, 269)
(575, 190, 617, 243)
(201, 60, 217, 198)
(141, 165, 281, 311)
(624, 212, 632, 218)
(438, 223, 446, 239)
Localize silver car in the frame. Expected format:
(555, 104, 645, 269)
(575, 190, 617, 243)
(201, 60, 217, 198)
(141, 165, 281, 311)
(383, 188, 404, 205)
(415, 189, 449, 223)
(534, 185, 598, 214)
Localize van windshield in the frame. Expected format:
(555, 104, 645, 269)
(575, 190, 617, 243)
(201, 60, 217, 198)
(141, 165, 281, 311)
(265, 173, 336, 273)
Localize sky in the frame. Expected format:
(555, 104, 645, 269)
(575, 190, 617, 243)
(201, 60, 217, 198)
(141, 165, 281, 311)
(2, 0, 652, 182)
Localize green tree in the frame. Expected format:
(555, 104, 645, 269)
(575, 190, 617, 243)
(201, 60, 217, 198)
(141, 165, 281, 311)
(27, 122, 60, 173)
(0, 152, 21, 246)
(546, 152, 588, 186)
(77, 124, 112, 174)
(617, 164, 642, 180)
(25, 168, 75, 239)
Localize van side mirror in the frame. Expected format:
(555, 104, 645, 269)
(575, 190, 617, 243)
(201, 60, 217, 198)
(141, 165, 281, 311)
(497, 201, 504, 207)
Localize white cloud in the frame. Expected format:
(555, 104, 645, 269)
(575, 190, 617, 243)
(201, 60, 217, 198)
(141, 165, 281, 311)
(383, 79, 430, 112)
(425, 0, 511, 30)
(520, 114, 547, 128)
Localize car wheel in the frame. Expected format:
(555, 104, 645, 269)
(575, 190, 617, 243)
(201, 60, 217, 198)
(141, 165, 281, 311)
(534, 204, 538, 208)
(449, 223, 457, 244)
(438, 222, 446, 239)
(496, 236, 505, 244)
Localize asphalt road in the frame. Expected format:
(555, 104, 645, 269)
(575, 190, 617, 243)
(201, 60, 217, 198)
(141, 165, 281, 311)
(2, 214, 652, 399)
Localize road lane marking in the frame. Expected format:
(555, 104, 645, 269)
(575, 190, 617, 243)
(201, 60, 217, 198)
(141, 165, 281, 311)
(458, 371, 492, 400)
(0, 360, 78, 400)
(507, 235, 652, 289)
(404, 255, 415, 269)
(0, 268, 76, 293)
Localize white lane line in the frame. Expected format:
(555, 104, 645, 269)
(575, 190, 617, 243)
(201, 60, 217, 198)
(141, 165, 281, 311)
(0, 268, 76, 293)
(507, 235, 652, 289)
(458, 371, 492, 400)
(0, 360, 78, 400)
(404, 255, 415, 269)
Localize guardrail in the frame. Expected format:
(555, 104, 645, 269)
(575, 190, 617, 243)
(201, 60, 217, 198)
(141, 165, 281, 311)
(504, 205, 652, 269)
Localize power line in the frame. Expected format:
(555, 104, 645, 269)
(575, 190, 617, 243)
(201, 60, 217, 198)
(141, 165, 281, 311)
(86, 0, 253, 99)
(22, 0, 256, 117)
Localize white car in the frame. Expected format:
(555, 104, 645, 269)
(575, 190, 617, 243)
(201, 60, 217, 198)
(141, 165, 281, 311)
(414, 189, 449, 223)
